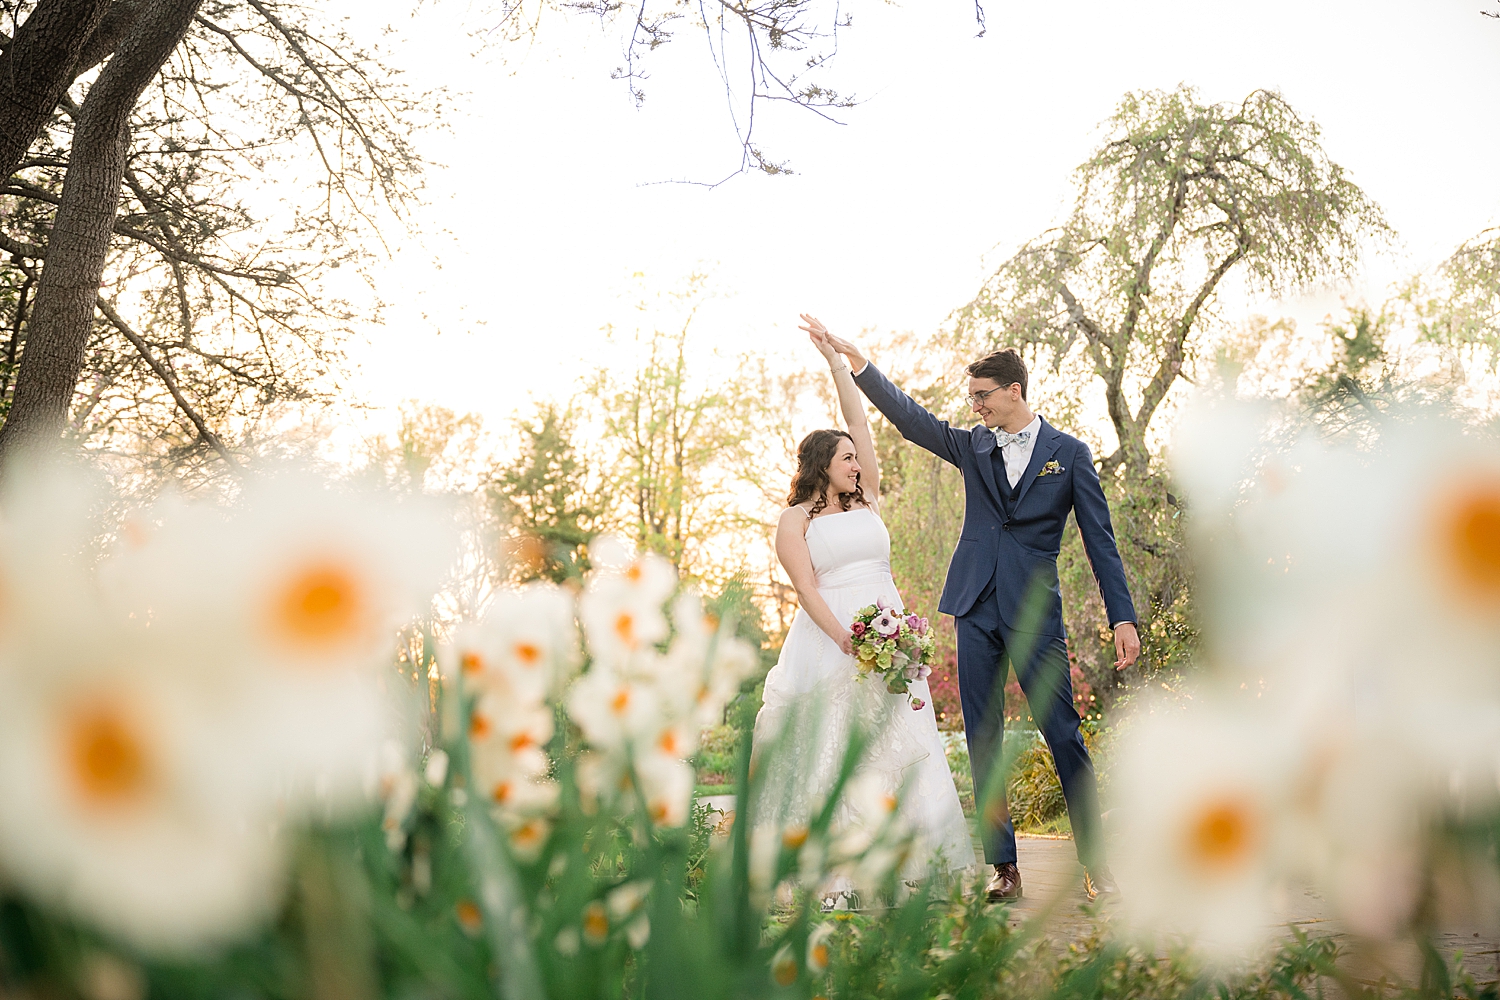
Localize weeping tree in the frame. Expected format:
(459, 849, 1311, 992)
(951, 86, 1389, 681)
(1411, 229, 1500, 370)
(956, 86, 1389, 480)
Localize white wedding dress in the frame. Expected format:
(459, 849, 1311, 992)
(753, 506, 975, 880)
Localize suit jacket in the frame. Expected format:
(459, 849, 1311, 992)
(853, 362, 1136, 638)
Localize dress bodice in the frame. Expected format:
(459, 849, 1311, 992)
(805, 507, 892, 589)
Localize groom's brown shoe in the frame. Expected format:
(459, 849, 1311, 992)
(986, 863, 1022, 902)
(1083, 866, 1119, 902)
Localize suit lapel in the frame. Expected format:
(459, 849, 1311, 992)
(1012, 419, 1062, 511)
(972, 424, 1003, 505)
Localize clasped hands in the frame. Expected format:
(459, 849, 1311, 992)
(799, 313, 864, 369)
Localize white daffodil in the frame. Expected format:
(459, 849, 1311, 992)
(1111, 701, 1286, 958)
(444, 583, 579, 700)
(806, 923, 835, 975)
(747, 825, 781, 896)
(656, 590, 760, 726)
(1305, 746, 1426, 939)
(642, 719, 700, 762)
(0, 627, 284, 954)
(635, 753, 694, 828)
(469, 695, 554, 766)
(578, 538, 676, 666)
(468, 695, 555, 813)
(575, 751, 636, 813)
(830, 770, 902, 859)
(606, 879, 652, 921)
(490, 582, 581, 693)
(566, 667, 662, 752)
(104, 475, 457, 813)
(486, 775, 560, 820)
(502, 813, 553, 862)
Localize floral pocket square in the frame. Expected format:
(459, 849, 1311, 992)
(1038, 460, 1065, 477)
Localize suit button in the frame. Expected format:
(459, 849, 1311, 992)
(1002, 522, 1011, 531)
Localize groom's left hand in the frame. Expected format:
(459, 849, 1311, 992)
(1112, 622, 1140, 671)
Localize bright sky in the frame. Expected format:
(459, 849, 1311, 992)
(337, 0, 1500, 439)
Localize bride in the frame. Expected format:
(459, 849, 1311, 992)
(752, 313, 975, 900)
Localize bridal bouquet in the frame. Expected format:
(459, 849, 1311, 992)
(848, 599, 936, 710)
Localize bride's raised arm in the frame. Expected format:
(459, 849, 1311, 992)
(798, 313, 881, 510)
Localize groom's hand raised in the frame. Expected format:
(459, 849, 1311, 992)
(1113, 622, 1140, 671)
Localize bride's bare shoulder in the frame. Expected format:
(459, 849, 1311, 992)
(778, 504, 815, 534)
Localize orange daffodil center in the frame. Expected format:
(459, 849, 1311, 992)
(63, 700, 152, 809)
(1435, 478, 1500, 607)
(656, 728, 683, 756)
(1184, 796, 1260, 874)
(613, 611, 637, 647)
(609, 687, 632, 715)
(272, 560, 366, 652)
(582, 901, 609, 944)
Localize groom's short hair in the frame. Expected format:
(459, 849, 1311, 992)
(967, 349, 1028, 400)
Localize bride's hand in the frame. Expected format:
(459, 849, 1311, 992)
(823, 330, 862, 359)
(798, 313, 839, 360)
(836, 630, 854, 656)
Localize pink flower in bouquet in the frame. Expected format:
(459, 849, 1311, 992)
(916, 664, 931, 680)
(906, 615, 921, 632)
(851, 621, 867, 636)
(876, 597, 890, 611)
(872, 611, 900, 637)
(910, 698, 926, 711)
(903, 665, 920, 681)
(918, 617, 929, 635)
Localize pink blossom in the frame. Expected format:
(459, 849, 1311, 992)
(872, 611, 900, 637)
(906, 615, 921, 632)
(910, 697, 926, 711)
(918, 617, 929, 634)
(851, 621, 867, 636)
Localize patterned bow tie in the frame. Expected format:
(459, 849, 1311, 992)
(995, 429, 1032, 449)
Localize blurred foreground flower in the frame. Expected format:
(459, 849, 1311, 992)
(1112, 704, 1284, 956)
(0, 464, 457, 952)
(1112, 398, 1500, 953)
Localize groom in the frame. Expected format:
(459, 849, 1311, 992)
(828, 334, 1139, 901)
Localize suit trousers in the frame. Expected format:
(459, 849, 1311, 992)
(955, 584, 1104, 869)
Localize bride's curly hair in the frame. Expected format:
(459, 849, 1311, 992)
(787, 429, 870, 517)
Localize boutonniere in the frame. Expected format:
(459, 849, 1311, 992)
(1038, 460, 1065, 477)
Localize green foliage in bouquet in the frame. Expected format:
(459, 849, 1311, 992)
(848, 602, 937, 710)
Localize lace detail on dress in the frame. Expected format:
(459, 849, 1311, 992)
(752, 508, 975, 879)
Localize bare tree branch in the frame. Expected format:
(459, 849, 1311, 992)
(96, 294, 239, 470)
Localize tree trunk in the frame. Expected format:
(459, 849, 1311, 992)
(0, 0, 114, 184)
(0, 0, 203, 462)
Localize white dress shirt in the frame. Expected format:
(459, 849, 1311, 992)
(997, 415, 1041, 488)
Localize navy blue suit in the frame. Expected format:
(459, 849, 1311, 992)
(853, 362, 1136, 868)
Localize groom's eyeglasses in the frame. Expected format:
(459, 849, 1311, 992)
(964, 385, 1012, 407)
